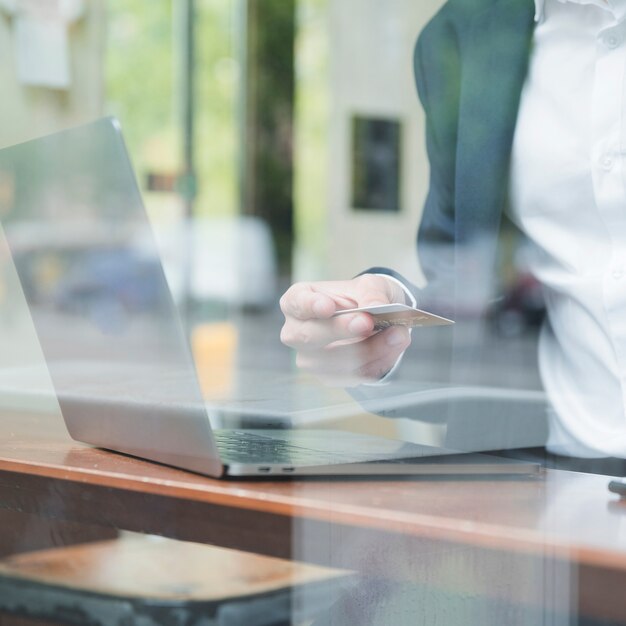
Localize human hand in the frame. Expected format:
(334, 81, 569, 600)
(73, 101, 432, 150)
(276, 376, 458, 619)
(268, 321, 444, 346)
(279, 274, 412, 385)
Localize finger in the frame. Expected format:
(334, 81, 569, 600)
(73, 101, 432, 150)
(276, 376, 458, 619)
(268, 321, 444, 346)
(295, 326, 411, 381)
(280, 284, 337, 321)
(281, 312, 376, 349)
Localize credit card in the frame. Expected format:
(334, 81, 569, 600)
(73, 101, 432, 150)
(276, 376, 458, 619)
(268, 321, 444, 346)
(332, 304, 454, 330)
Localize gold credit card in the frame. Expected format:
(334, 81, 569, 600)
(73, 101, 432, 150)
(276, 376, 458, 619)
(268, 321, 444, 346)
(332, 304, 454, 330)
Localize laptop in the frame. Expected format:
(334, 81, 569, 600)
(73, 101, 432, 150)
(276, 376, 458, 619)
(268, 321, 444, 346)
(0, 118, 537, 477)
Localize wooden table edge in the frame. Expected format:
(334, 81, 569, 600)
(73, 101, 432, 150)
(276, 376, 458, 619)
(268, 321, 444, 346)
(0, 453, 625, 574)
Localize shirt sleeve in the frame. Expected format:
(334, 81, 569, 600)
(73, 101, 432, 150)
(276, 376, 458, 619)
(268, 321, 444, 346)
(377, 273, 417, 308)
(360, 272, 416, 386)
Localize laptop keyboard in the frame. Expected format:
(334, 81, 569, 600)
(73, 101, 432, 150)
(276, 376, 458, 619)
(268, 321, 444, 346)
(214, 431, 350, 465)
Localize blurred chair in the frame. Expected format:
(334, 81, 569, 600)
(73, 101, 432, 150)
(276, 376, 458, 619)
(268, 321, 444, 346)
(0, 533, 352, 626)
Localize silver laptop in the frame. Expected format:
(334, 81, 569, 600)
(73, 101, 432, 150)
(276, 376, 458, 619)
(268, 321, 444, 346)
(0, 118, 536, 477)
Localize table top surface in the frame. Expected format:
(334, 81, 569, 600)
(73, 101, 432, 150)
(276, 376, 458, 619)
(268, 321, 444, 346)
(1, 411, 626, 571)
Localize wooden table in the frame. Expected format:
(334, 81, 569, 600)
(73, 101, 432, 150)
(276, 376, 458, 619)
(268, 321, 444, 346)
(1, 410, 626, 623)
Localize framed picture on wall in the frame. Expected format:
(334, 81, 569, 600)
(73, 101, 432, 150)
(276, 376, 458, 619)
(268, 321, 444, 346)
(351, 115, 402, 213)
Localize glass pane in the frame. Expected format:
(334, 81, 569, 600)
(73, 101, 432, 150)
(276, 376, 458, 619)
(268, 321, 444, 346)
(0, 1, 624, 625)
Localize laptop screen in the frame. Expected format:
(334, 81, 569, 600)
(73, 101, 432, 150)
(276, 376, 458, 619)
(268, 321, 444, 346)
(0, 118, 222, 474)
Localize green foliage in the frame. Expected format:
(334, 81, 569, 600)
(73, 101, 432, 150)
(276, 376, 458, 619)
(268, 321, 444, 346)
(105, 0, 238, 217)
(294, 0, 330, 275)
(104, 0, 331, 273)
(194, 0, 238, 216)
(105, 0, 177, 171)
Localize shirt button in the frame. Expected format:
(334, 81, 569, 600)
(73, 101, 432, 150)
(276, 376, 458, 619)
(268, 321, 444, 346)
(601, 154, 614, 171)
(612, 267, 624, 280)
(605, 34, 621, 49)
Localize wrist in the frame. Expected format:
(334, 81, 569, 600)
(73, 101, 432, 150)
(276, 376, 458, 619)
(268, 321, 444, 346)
(375, 274, 417, 308)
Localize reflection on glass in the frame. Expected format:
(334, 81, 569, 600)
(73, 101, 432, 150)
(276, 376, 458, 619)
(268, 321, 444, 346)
(352, 115, 402, 213)
(0, 0, 623, 624)
(0, 118, 546, 482)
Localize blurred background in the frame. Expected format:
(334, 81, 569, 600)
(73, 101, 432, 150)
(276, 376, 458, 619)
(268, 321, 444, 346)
(0, 0, 441, 290)
(0, 0, 545, 446)
(0, 7, 610, 625)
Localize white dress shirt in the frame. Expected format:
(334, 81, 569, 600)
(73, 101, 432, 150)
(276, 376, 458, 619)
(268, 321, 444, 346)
(509, 0, 626, 456)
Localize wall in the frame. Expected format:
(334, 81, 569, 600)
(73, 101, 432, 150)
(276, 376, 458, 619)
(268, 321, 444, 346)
(0, 1, 105, 149)
(324, 0, 445, 283)
(0, 1, 105, 412)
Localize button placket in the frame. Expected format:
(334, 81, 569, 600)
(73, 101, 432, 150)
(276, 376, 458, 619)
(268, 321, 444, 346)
(601, 153, 615, 170)
(598, 22, 626, 52)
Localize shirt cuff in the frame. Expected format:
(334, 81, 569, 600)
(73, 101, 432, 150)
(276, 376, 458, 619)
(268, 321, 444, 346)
(376, 273, 417, 308)
(361, 273, 415, 386)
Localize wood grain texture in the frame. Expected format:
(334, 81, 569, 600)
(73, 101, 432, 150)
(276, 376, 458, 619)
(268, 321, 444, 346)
(2, 411, 626, 621)
(0, 412, 624, 567)
(1, 413, 626, 573)
(0, 511, 117, 559)
(0, 534, 350, 602)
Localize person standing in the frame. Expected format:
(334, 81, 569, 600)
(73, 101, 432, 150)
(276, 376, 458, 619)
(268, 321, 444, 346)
(281, 0, 626, 469)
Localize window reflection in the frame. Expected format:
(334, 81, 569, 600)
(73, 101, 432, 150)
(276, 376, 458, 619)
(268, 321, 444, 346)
(0, 1, 624, 625)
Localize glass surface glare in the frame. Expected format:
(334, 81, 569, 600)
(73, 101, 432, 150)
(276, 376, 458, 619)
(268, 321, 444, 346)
(0, 0, 624, 625)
